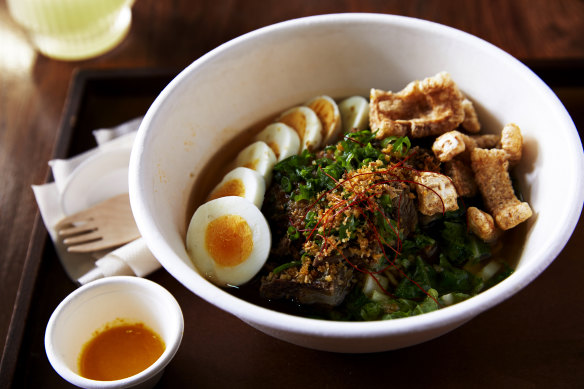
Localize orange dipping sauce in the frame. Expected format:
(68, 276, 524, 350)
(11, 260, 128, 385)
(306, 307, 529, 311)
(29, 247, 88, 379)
(79, 321, 165, 381)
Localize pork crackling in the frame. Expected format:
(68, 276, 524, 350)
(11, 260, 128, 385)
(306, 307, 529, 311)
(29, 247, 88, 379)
(471, 147, 533, 230)
(432, 130, 500, 162)
(369, 72, 481, 139)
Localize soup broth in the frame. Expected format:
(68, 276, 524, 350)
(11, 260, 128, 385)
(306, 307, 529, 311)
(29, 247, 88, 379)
(185, 115, 274, 229)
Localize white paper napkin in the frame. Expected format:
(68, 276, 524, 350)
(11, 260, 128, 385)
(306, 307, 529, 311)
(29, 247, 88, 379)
(32, 117, 161, 284)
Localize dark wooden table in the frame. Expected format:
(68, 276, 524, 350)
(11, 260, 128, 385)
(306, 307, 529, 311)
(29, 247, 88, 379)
(1, 1, 583, 387)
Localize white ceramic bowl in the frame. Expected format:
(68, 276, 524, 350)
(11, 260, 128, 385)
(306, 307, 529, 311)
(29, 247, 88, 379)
(45, 276, 184, 388)
(129, 13, 584, 353)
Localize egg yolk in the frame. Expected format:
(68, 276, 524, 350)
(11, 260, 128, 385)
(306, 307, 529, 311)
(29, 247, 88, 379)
(79, 322, 165, 381)
(208, 178, 246, 201)
(267, 141, 280, 159)
(243, 159, 259, 170)
(308, 99, 333, 137)
(205, 215, 253, 267)
(280, 111, 306, 139)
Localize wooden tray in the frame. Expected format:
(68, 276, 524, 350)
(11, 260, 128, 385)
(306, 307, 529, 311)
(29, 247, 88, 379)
(3, 62, 584, 388)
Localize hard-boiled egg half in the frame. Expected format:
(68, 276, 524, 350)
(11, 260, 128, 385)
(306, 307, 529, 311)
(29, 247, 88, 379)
(338, 95, 370, 133)
(233, 141, 277, 185)
(207, 167, 266, 208)
(277, 106, 323, 151)
(186, 196, 271, 286)
(306, 95, 342, 145)
(255, 122, 301, 162)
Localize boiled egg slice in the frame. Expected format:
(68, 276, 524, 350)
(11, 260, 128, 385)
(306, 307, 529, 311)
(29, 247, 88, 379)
(186, 196, 271, 286)
(277, 106, 322, 151)
(207, 167, 266, 208)
(255, 122, 300, 162)
(306, 95, 342, 145)
(233, 141, 277, 184)
(338, 96, 370, 133)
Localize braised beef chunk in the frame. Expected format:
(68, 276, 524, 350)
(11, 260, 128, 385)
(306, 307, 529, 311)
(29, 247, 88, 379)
(391, 183, 418, 239)
(261, 184, 306, 262)
(260, 263, 353, 306)
(404, 146, 441, 173)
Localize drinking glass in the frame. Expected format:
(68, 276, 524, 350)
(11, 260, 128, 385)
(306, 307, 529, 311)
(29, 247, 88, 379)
(7, 0, 134, 61)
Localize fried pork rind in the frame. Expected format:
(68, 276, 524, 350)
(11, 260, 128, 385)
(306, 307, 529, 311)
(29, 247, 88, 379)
(499, 123, 523, 164)
(461, 98, 481, 133)
(471, 134, 501, 150)
(432, 130, 466, 162)
(443, 159, 477, 197)
(370, 72, 480, 139)
(467, 206, 500, 242)
(432, 130, 500, 162)
(471, 148, 532, 230)
(414, 172, 459, 216)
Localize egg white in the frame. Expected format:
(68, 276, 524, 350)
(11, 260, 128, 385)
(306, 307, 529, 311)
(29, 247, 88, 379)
(338, 96, 370, 133)
(232, 141, 277, 184)
(186, 196, 271, 286)
(255, 122, 301, 162)
(207, 167, 266, 208)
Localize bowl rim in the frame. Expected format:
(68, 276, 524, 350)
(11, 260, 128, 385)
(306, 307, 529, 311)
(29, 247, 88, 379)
(129, 13, 584, 340)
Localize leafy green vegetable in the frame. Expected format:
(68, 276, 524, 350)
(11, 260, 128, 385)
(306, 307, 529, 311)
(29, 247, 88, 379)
(436, 255, 483, 295)
(380, 135, 412, 156)
(439, 292, 471, 306)
(482, 262, 514, 290)
(394, 257, 437, 299)
(400, 233, 436, 257)
(329, 288, 371, 321)
(411, 289, 440, 315)
(438, 220, 490, 266)
(440, 221, 473, 266)
(360, 302, 382, 321)
(380, 289, 440, 320)
(467, 236, 491, 265)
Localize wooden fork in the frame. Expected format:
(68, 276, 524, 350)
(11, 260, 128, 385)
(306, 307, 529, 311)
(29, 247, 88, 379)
(55, 193, 141, 253)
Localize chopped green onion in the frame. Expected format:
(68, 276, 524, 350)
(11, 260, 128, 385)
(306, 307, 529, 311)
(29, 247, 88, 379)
(287, 226, 300, 240)
(272, 260, 302, 275)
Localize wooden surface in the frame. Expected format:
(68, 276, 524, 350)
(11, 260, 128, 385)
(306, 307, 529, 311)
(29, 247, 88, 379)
(1, 0, 583, 387)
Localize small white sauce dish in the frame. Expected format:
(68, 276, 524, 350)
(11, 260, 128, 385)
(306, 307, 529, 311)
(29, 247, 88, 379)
(45, 276, 183, 389)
